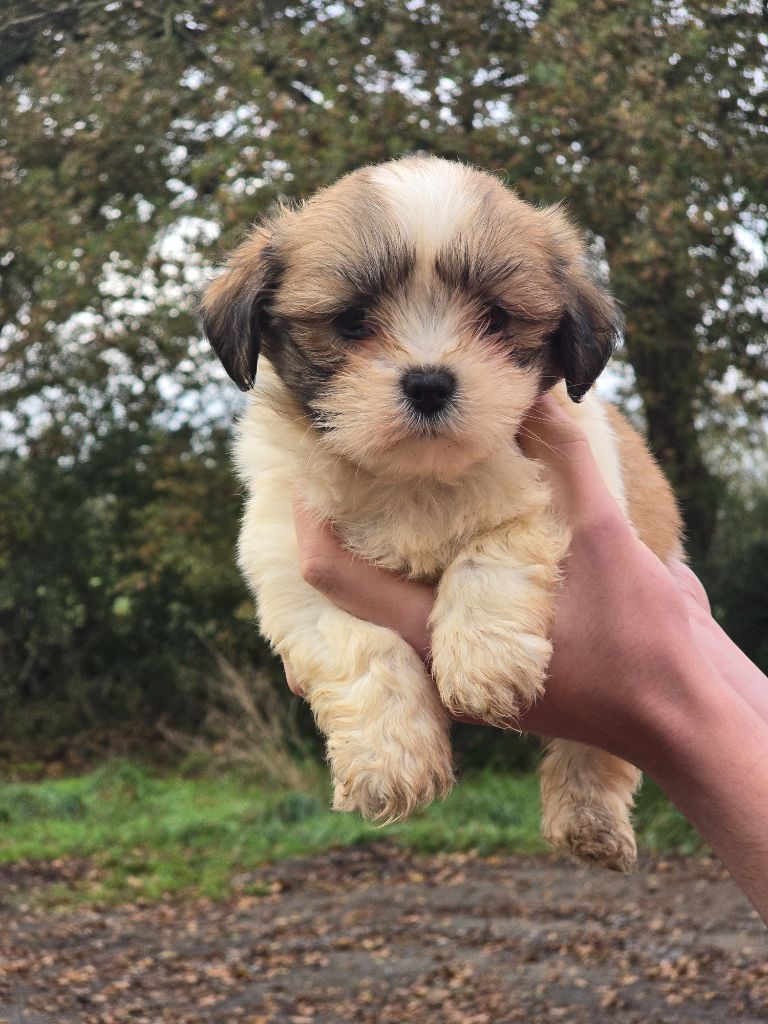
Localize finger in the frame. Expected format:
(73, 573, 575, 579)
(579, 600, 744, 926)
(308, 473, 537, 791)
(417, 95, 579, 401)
(292, 492, 344, 566)
(689, 617, 768, 724)
(517, 393, 625, 528)
(292, 492, 435, 661)
(669, 560, 711, 614)
(282, 658, 306, 698)
(449, 710, 519, 729)
(293, 490, 394, 604)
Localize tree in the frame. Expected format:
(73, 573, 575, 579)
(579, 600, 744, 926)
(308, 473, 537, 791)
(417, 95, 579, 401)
(1, 0, 766, 739)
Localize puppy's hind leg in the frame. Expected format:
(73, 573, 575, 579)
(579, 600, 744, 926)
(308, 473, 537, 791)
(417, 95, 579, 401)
(540, 740, 641, 872)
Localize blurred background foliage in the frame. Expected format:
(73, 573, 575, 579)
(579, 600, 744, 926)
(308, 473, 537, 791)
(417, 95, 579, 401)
(0, 0, 766, 758)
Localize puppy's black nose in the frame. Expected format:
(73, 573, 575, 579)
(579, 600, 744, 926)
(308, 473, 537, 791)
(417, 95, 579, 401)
(401, 368, 457, 417)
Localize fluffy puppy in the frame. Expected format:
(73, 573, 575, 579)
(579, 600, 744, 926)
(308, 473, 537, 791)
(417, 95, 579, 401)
(202, 156, 682, 872)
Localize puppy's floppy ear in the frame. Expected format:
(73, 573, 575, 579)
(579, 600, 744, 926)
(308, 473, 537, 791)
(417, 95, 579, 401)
(544, 207, 623, 402)
(200, 226, 281, 391)
(550, 276, 623, 402)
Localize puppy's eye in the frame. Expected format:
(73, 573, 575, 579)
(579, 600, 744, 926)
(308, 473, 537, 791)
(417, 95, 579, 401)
(333, 307, 372, 341)
(485, 304, 510, 335)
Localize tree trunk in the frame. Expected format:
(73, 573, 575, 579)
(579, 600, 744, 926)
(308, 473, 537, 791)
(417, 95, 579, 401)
(627, 337, 722, 559)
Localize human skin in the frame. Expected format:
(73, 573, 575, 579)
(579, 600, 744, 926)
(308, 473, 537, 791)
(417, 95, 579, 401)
(289, 394, 768, 924)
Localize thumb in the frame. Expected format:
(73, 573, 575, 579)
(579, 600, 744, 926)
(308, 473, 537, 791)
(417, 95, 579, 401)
(517, 393, 621, 526)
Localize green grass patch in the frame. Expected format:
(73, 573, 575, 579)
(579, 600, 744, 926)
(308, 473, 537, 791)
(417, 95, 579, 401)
(0, 760, 701, 907)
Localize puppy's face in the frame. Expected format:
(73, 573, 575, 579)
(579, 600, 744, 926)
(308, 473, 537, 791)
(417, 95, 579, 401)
(202, 158, 621, 481)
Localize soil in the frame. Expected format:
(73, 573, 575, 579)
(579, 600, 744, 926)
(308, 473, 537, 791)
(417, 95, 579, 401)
(0, 846, 765, 1023)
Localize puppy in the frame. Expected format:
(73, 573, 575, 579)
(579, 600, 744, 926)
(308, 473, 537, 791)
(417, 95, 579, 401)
(201, 156, 683, 872)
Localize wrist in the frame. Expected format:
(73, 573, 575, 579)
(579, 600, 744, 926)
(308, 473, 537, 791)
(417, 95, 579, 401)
(624, 656, 726, 781)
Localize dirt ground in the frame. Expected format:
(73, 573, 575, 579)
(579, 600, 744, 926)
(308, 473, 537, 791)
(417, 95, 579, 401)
(0, 846, 765, 1024)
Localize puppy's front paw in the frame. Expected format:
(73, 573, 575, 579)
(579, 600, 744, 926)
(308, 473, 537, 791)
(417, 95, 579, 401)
(329, 725, 453, 824)
(300, 630, 454, 824)
(543, 800, 638, 873)
(431, 627, 551, 727)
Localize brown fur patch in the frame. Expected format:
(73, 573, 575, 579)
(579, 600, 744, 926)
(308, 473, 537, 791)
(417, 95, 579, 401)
(271, 170, 414, 321)
(200, 224, 281, 390)
(605, 404, 684, 563)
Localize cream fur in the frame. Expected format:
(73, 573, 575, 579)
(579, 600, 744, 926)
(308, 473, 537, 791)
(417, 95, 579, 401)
(370, 159, 478, 257)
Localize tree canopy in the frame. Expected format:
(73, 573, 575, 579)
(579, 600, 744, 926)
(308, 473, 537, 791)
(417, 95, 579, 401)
(1, 0, 766, 741)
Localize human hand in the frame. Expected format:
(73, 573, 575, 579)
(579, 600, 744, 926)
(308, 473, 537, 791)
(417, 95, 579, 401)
(504, 394, 702, 761)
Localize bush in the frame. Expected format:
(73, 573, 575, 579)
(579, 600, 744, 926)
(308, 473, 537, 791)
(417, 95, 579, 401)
(697, 486, 768, 674)
(0, 429, 278, 747)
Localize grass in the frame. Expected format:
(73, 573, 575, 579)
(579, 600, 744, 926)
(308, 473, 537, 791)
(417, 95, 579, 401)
(0, 760, 702, 907)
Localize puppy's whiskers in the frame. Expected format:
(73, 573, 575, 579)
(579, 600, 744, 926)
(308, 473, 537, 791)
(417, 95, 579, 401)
(516, 426, 566, 461)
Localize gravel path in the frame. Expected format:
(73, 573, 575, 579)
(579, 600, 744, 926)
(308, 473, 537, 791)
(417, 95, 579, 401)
(0, 846, 765, 1023)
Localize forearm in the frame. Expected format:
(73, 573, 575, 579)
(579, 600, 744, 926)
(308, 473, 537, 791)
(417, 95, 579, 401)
(639, 665, 768, 925)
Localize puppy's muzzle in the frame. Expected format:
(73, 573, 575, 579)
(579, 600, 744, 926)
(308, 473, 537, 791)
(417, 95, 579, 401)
(401, 367, 457, 419)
